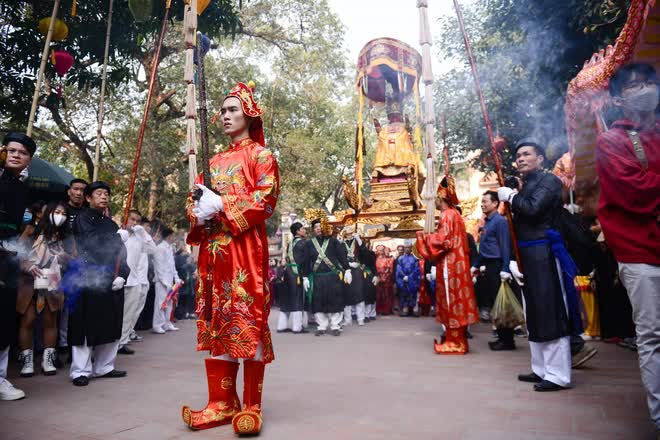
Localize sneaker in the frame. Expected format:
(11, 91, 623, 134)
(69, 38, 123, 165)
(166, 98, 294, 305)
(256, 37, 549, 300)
(572, 345, 598, 369)
(117, 346, 135, 355)
(514, 326, 527, 338)
(41, 348, 57, 376)
(163, 323, 179, 332)
(151, 326, 166, 334)
(19, 349, 34, 377)
(129, 332, 144, 342)
(0, 379, 25, 400)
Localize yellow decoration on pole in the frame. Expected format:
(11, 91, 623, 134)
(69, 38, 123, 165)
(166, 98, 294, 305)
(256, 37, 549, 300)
(197, 0, 211, 14)
(71, 0, 77, 16)
(37, 17, 68, 41)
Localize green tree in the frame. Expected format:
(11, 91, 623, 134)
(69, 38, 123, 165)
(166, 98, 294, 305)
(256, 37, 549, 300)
(433, 0, 631, 174)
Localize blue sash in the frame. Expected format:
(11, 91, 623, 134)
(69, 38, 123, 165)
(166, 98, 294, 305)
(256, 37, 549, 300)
(519, 229, 583, 335)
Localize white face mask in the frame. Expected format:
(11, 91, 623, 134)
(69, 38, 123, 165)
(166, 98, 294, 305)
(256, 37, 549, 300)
(622, 84, 659, 112)
(51, 213, 66, 227)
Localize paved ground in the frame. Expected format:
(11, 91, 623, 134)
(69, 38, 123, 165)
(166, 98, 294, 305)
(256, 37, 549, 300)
(1, 312, 656, 440)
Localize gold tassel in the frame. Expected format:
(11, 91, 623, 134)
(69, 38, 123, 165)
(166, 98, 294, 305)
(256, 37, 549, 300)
(71, 0, 77, 16)
(356, 90, 364, 196)
(297, 277, 300, 285)
(339, 272, 343, 281)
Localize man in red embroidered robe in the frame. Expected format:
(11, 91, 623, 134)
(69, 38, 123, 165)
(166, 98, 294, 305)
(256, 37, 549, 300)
(181, 82, 279, 436)
(416, 176, 478, 354)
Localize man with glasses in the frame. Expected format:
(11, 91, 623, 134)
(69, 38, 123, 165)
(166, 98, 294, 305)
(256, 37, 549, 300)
(0, 132, 36, 400)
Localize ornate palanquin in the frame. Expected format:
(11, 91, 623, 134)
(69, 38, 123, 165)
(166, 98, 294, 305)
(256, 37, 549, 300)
(564, 0, 659, 216)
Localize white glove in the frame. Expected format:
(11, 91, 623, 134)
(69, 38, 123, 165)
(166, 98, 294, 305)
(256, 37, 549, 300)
(497, 186, 518, 204)
(470, 266, 479, 276)
(372, 276, 379, 286)
(132, 224, 147, 237)
(111, 277, 126, 291)
(403, 275, 409, 282)
(303, 277, 310, 292)
(193, 184, 224, 223)
(349, 262, 359, 269)
(479, 265, 486, 273)
(344, 269, 353, 285)
(353, 234, 362, 246)
(430, 266, 436, 279)
(117, 229, 129, 243)
(509, 261, 524, 286)
(426, 273, 432, 282)
(500, 271, 512, 281)
(472, 276, 477, 284)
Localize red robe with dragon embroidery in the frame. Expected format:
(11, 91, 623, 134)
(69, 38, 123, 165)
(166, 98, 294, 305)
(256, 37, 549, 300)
(416, 208, 478, 329)
(186, 137, 279, 363)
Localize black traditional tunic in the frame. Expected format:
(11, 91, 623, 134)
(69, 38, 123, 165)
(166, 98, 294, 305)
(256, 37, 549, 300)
(68, 208, 130, 346)
(0, 169, 29, 350)
(281, 237, 307, 313)
(302, 235, 349, 314)
(342, 238, 365, 306)
(362, 247, 377, 306)
(511, 170, 568, 342)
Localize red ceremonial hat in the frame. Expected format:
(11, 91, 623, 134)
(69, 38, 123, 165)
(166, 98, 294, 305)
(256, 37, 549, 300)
(223, 81, 265, 146)
(437, 175, 460, 207)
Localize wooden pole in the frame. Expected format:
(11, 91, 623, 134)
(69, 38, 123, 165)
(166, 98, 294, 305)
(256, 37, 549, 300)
(93, 0, 115, 181)
(452, 0, 522, 267)
(27, 0, 61, 137)
(121, 0, 172, 227)
(417, 0, 437, 233)
(184, 0, 198, 188)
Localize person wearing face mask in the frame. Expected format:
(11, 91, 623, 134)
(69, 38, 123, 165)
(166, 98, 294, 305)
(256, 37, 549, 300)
(596, 62, 660, 430)
(0, 131, 36, 401)
(16, 202, 71, 378)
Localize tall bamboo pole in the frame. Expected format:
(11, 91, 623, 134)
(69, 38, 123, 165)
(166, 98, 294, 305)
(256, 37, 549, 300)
(452, 0, 522, 267)
(27, 0, 61, 137)
(183, 0, 198, 187)
(417, 0, 437, 233)
(93, 0, 115, 181)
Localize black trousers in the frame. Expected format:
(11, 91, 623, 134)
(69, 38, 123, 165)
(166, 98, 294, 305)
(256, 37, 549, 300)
(475, 258, 500, 310)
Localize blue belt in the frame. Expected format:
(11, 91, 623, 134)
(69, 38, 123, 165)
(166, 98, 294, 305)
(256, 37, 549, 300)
(519, 229, 583, 335)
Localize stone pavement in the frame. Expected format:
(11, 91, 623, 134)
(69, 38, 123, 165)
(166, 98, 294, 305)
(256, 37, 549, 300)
(1, 313, 656, 440)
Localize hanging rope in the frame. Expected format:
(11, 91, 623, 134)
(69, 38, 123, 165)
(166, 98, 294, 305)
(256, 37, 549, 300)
(93, 0, 115, 181)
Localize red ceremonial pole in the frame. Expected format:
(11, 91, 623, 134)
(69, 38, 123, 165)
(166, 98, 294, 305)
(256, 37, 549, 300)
(452, 0, 522, 268)
(121, 0, 172, 228)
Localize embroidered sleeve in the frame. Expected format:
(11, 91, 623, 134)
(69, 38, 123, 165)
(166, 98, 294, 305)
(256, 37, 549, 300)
(220, 147, 280, 235)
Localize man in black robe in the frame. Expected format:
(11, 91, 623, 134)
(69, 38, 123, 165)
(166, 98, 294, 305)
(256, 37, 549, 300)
(302, 219, 351, 336)
(67, 181, 130, 386)
(340, 225, 366, 327)
(0, 132, 36, 401)
(277, 222, 308, 334)
(498, 138, 583, 392)
(362, 242, 378, 322)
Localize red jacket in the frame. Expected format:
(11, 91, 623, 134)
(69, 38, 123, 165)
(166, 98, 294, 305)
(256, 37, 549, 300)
(596, 119, 660, 265)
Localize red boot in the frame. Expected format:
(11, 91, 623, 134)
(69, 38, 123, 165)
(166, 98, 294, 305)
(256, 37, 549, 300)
(182, 359, 241, 430)
(232, 360, 265, 435)
(433, 326, 469, 355)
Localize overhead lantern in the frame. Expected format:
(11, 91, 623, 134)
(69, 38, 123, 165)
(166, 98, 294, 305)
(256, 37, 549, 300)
(37, 17, 69, 41)
(128, 0, 154, 22)
(51, 50, 74, 96)
(197, 0, 211, 15)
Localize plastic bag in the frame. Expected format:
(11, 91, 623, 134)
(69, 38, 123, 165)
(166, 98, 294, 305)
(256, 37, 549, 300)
(491, 280, 525, 328)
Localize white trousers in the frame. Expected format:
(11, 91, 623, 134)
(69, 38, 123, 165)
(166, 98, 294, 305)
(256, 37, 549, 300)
(343, 301, 365, 325)
(58, 308, 68, 347)
(0, 346, 8, 380)
(212, 341, 263, 362)
(120, 285, 141, 346)
(619, 262, 660, 428)
(365, 303, 376, 318)
(152, 282, 172, 331)
(135, 283, 149, 323)
(277, 311, 307, 332)
(315, 312, 342, 331)
(70, 340, 119, 379)
(530, 336, 571, 387)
